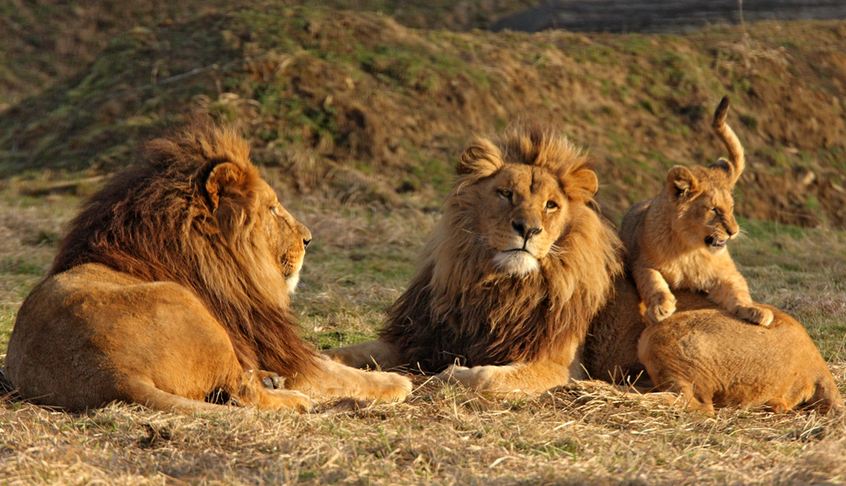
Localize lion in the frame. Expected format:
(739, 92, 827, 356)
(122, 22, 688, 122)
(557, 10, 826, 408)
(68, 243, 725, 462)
(584, 276, 843, 414)
(4, 122, 411, 412)
(621, 96, 773, 327)
(326, 126, 623, 394)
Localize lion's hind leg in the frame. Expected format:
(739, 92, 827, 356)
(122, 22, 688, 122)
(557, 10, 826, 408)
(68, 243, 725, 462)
(665, 380, 715, 415)
(124, 370, 312, 413)
(123, 377, 226, 414)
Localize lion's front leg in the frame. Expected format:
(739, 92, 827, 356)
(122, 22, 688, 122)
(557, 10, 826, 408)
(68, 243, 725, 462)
(632, 266, 677, 324)
(285, 356, 412, 402)
(707, 273, 773, 327)
(437, 359, 571, 395)
(436, 342, 581, 395)
(323, 338, 405, 370)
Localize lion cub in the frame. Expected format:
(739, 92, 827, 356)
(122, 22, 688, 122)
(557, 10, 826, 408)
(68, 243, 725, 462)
(620, 97, 773, 327)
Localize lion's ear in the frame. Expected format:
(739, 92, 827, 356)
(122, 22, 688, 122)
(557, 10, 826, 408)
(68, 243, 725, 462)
(457, 138, 503, 178)
(205, 162, 245, 210)
(564, 167, 599, 203)
(666, 166, 699, 200)
(709, 157, 732, 175)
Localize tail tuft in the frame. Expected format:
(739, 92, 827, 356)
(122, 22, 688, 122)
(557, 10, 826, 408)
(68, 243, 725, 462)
(712, 96, 730, 129)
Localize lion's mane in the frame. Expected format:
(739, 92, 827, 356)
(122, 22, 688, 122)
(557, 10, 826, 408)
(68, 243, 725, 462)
(380, 126, 623, 371)
(51, 122, 316, 377)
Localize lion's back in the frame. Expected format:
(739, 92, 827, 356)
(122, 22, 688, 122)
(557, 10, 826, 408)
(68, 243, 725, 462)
(640, 306, 842, 411)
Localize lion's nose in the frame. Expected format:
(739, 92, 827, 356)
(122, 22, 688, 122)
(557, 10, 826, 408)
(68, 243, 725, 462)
(303, 238, 312, 248)
(512, 220, 542, 239)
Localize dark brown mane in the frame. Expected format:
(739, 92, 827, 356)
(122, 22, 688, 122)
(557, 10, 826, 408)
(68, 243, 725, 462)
(381, 126, 623, 371)
(51, 121, 316, 377)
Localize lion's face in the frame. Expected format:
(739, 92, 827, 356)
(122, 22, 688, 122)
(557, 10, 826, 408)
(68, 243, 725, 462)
(255, 181, 312, 291)
(667, 166, 739, 253)
(472, 164, 569, 276)
(452, 133, 599, 278)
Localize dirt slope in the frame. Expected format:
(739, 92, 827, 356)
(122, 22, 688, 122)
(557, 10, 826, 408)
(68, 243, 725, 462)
(1, 4, 845, 226)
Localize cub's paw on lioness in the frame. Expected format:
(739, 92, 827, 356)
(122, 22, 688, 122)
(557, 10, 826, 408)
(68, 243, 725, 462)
(4, 121, 410, 412)
(620, 96, 772, 327)
(326, 125, 623, 395)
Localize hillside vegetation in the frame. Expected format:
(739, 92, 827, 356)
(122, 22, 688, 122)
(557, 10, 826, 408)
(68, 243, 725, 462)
(2, 3, 846, 227)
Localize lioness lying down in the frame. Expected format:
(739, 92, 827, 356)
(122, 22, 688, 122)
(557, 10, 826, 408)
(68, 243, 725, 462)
(5, 122, 411, 412)
(585, 276, 843, 414)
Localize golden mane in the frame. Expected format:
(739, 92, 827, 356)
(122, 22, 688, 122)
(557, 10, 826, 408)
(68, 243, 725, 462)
(51, 121, 316, 377)
(380, 126, 623, 371)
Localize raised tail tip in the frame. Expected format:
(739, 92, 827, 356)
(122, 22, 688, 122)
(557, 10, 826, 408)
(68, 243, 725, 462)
(712, 96, 730, 128)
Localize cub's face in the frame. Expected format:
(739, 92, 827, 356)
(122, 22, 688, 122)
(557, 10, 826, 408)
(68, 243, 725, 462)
(474, 164, 569, 276)
(667, 167, 739, 253)
(681, 188, 739, 253)
(256, 181, 312, 291)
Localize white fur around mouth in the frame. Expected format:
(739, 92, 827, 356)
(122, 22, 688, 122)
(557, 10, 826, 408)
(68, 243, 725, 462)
(285, 271, 301, 293)
(493, 250, 539, 276)
(285, 258, 305, 293)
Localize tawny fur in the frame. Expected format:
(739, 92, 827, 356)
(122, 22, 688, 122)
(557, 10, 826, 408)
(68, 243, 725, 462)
(4, 121, 410, 412)
(621, 96, 773, 327)
(584, 276, 843, 414)
(327, 126, 622, 395)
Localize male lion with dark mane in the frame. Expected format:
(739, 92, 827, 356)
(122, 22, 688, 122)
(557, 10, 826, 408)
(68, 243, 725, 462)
(4, 122, 411, 412)
(328, 126, 623, 394)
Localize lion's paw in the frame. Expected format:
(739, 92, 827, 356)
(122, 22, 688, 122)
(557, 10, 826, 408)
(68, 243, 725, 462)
(436, 365, 498, 390)
(647, 293, 677, 324)
(266, 389, 314, 412)
(254, 370, 284, 390)
(735, 305, 774, 327)
(368, 371, 412, 402)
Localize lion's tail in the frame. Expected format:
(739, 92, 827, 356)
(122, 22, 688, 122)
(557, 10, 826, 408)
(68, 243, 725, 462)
(712, 96, 745, 185)
(124, 378, 223, 414)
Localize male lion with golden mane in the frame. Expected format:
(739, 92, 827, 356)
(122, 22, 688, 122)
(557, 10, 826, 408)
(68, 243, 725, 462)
(328, 126, 623, 394)
(4, 122, 411, 412)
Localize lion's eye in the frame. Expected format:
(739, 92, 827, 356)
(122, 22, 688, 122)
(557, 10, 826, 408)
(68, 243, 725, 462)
(711, 207, 719, 214)
(497, 189, 513, 201)
(545, 200, 559, 211)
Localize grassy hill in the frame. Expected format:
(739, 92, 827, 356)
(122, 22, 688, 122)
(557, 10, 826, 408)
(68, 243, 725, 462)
(3, 3, 846, 227)
(0, 0, 531, 109)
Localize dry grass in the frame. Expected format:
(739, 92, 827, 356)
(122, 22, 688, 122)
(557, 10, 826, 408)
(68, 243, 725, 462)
(1, 179, 845, 484)
(2, 377, 845, 484)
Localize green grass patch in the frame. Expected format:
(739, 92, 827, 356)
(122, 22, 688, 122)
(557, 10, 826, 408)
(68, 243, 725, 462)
(0, 258, 45, 277)
(0, 305, 17, 352)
